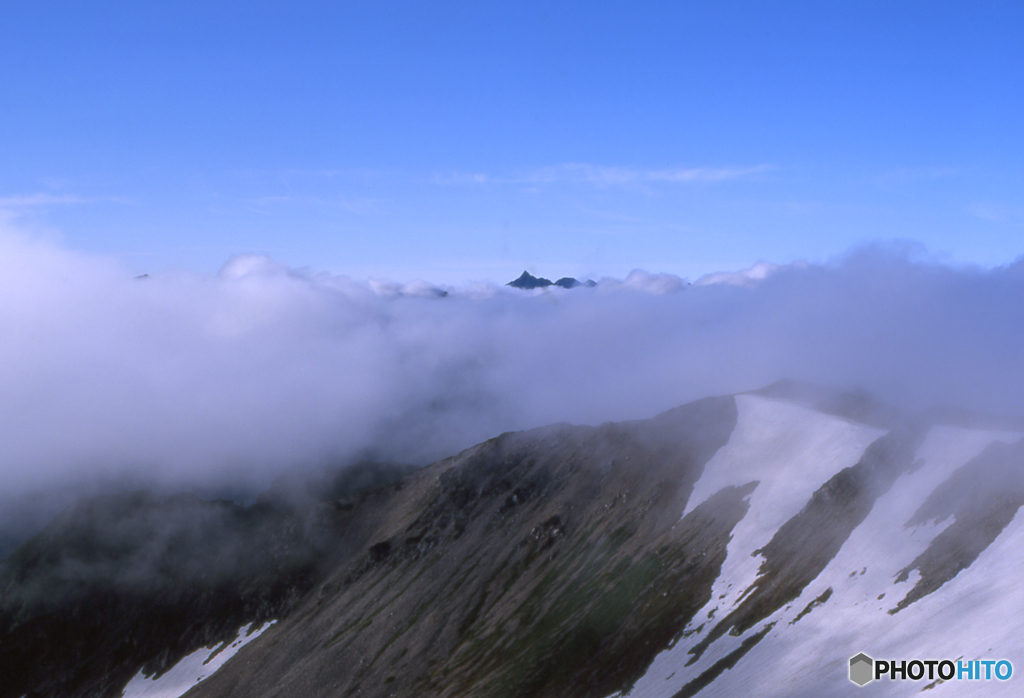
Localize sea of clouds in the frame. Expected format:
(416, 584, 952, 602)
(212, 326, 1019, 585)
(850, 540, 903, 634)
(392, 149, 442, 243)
(2, 228, 1023, 542)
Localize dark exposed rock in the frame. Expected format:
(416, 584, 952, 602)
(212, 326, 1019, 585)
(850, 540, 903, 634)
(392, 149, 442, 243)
(507, 271, 552, 289)
(671, 622, 774, 698)
(506, 272, 595, 290)
(790, 586, 832, 624)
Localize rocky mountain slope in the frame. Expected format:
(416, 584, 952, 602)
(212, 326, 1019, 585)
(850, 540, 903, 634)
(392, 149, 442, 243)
(2, 383, 1022, 697)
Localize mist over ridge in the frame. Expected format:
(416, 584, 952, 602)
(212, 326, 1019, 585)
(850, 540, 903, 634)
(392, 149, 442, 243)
(2, 228, 1023, 535)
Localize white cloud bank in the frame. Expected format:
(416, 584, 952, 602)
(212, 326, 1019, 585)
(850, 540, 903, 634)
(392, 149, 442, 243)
(2, 229, 1023, 524)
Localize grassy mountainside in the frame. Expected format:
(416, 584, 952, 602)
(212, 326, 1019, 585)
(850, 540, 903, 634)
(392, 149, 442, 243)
(0, 396, 739, 698)
(184, 395, 739, 698)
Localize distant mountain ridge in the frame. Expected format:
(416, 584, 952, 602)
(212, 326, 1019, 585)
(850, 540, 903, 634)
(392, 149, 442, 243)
(507, 271, 597, 289)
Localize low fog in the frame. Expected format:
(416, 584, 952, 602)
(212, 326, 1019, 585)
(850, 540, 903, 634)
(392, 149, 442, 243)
(2, 229, 1023, 545)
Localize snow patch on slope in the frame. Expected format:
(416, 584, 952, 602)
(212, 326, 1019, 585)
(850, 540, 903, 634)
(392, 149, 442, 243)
(120, 621, 275, 698)
(680, 394, 885, 617)
(621, 424, 1021, 697)
(618, 396, 884, 697)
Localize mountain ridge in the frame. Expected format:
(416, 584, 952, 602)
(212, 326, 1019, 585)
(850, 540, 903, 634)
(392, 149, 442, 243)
(2, 385, 1022, 698)
(506, 271, 596, 290)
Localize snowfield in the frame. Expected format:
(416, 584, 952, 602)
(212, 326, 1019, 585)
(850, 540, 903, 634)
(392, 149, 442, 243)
(616, 395, 1022, 697)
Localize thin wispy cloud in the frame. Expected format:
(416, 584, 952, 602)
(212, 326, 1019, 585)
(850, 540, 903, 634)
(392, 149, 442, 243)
(431, 163, 772, 188)
(244, 194, 385, 216)
(971, 203, 1024, 226)
(238, 167, 392, 183)
(877, 166, 964, 186)
(429, 172, 491, 185)
(528, 163, 772, 186)
(0, 194, 127, 222)
(0, 193, 91, 208)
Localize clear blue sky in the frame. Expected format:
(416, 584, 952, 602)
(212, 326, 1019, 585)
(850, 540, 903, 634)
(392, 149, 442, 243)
(2, 1, 1022, 282)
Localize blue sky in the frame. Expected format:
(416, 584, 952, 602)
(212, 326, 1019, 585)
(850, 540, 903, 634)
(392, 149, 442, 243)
(2, 1, 1022, 282)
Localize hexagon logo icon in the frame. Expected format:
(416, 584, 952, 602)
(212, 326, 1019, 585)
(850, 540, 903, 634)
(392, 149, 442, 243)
(850, 653, 874, 686)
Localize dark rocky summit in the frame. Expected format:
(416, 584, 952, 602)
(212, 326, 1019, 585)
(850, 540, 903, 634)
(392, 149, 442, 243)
(506, 271, 595, 290)
(507, 271, 552, 289)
